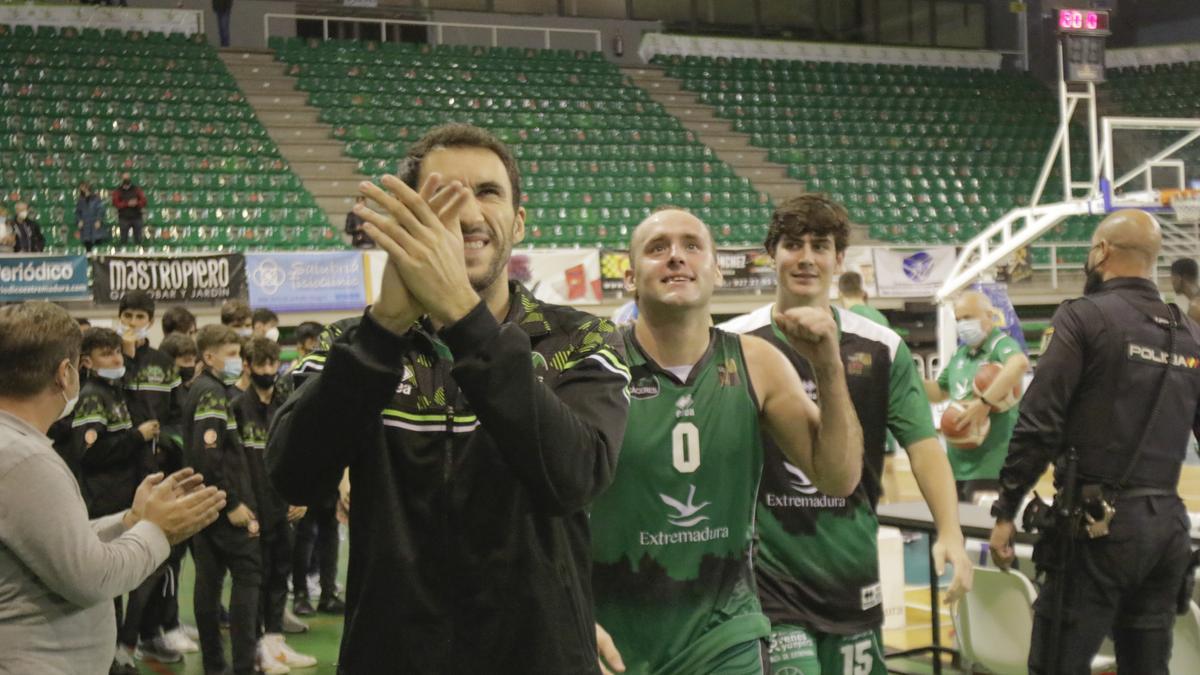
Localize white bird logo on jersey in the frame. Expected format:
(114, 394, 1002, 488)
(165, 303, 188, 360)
(660, 484, 711, 527)
(783, 462, 820, 495)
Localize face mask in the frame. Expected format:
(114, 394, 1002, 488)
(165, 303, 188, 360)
(178, 366, 195, 381)
(126, 325, 150, 341)
(251, 372, 277, 390)
(96, 365, 126, 381)
(235, 327, 252, 338)
(222, 357, 243, 379)
(265, 327, 280, 342)
(15, 211, 27, 220)
(956, 319, 987, 347)
(58, 364, 78, 421)
(121, 181, 131, 188)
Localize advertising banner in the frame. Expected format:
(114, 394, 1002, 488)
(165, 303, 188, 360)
(872, 246, 957, 298)
(247, 252, 367, 312)
(714, 248, 776, 292)
(508, 248, 603, 305)
(91, 253, 246, 304)
(0, 254, 90, 301)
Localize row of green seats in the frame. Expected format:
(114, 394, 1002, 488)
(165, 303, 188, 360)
(2, 101, 256, 122)
(738, 119, 1054, 139)
(298, 80, 647, 104)
(3, 118, 269, 139)
(674, 69, 1040, 89)
(711, 98, 1052, 118)
(9, 188, 316, 209)
(521, 175, 758, 194)
(5, 84, 243, 104)
(288, 63, 626, 87)
(4, 151, 291, 174)
(690, 81, 1047, 103)
(520, 190, 762, 209)
(319, 108, 683, 132)
(271, 36, 604, 61)
(331, 122, 695, 147)
(731, 108, 1048, 127)
(512, 144, 716, 162)
(2, 53, 225, 73)
(1, 24, 199, 43)
(308, 92, 656, 116)
(759, 134, 1046, 155)
(10, 170, 302, 192)
(4, 69, 234, 89)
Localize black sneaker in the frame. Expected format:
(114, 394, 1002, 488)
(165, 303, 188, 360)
(293, 594, 316, 617)
(135, 635, 183, 664)
(318, 595, 346, 614)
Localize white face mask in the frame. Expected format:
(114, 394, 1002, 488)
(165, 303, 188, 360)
(265, 327, 280, 342)
(58, 363, 79, 420)
(223, 357, 243, 379)
(956, 319, 987, 347)
(96, 365, 126, 381)
(123, 324, 150, 341)
(15, 210, 27, 220)
(235, 327, 252, 338)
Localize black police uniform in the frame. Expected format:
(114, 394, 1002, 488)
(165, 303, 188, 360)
(992, 277, 1200, 675)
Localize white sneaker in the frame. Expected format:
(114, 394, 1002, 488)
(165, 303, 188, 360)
(178, 622, 199, 641)
(257, 640, 291, 674)
(266, 634, 318, 669)
(162, 627, 200, 654)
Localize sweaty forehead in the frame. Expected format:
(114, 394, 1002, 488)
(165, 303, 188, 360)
(420, 146, 511, 192)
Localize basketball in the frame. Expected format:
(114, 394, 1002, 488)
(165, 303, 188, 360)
(940, 401, 991, 449)
(973, 362, 1021, 412)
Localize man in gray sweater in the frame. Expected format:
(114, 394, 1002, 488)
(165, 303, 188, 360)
(0, 301, 227, 674)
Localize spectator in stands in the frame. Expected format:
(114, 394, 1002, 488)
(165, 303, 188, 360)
(0, 207, 11, 253)
(221, 300, 253, 338)
(113, 173, 146, 246)
(77, 318, 92, 334)
(252, 308, 280, 342)
(293, 322, 323, 361)
(213, 0, 233, 48)
(345, 196, 372, 248)
(0, 300, 224, 674)
(1169, 257, 1200, 323)
(76, 181, 108, 252)
(161, 306, 198, 339)
(231, 338, 316, 672)
(10, 202, 45, 253)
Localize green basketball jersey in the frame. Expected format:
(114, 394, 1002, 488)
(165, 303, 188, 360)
(591, 327, 770, 675)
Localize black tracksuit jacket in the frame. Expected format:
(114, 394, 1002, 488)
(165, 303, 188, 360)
(268, 283, 630, 674)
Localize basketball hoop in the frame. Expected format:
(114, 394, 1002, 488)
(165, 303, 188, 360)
(1171, 196, 1200, 224)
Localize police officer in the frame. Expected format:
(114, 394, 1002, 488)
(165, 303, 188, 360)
(988, 210, 1200, 675)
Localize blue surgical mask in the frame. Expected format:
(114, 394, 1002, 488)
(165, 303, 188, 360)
(956, 319, 987, 348)
(96, 365, 126, 381)
(222, 357, 243, 379)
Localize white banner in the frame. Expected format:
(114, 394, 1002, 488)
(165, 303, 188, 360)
(872, 247, 957, 298)
(509, 248, 602, 305)
(832, 245, 878, 299)
(0, 6, 203, 36)
(364, 248, 602, 307)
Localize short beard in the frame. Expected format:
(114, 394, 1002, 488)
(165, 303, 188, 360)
(470, 238, 512, 293)
(1082, 267, 1104, 295)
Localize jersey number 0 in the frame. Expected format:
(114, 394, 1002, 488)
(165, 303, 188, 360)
(671, 422, 701, 473)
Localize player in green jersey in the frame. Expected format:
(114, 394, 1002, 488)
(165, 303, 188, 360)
(721, 195, 973, 675)
(592, 208, 864, 675)
(923, 291, 1029, 503)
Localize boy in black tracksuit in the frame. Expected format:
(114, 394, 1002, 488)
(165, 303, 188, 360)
(185, 324, 261, 675)
(232, 338, 315, 670)
(71, 327, 158, 674)
(114, 291, 188, 663)
(73, 327, 158, 519)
